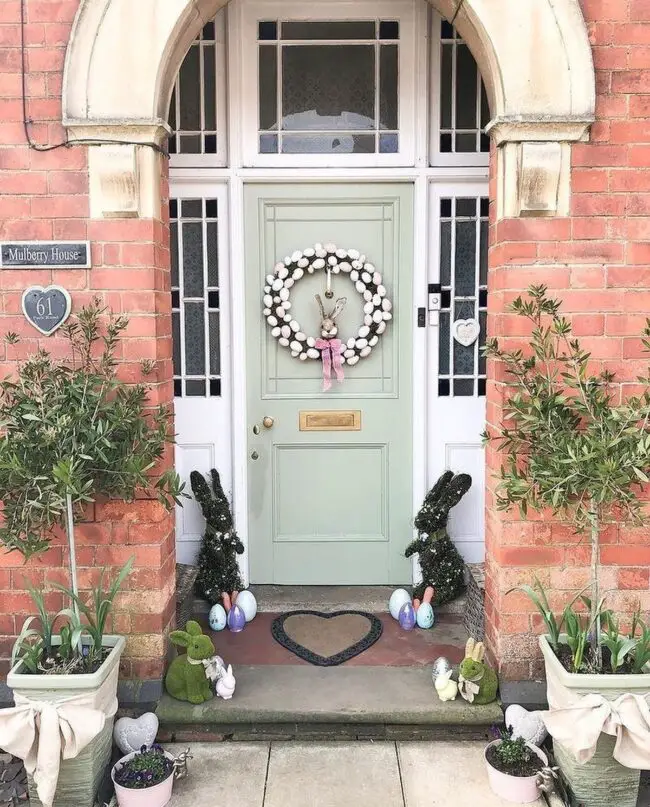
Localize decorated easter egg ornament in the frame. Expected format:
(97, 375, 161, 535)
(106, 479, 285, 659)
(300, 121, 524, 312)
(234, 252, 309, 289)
(398, 601, 416, 631)
(208, 603, 227, 631)
(227, 604, 246, 633)
(236, 589, 258, 622)
(389, 588, 411, 620)
(416, 601, 435, 629)
(431, 656, 452, 684)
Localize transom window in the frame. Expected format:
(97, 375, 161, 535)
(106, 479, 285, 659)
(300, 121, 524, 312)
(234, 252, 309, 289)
(256, 19, 400, 156)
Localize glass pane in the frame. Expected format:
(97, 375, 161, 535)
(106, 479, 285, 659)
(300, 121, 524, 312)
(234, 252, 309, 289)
(172, 312, 181, 376)
(456, 44, 477, 129)
(179, 44, 201, 131)
(455, 220, 477, 297)
(281, 133, 375, 154)
(258, 21, 278, 40)
(259, 46, 278, 130)
(440, 220, 451, 286)
(481, 83, 490, 128)
(379, 45, 398, 130)
(379, 21, 399, 39)
(168, 88, 177, 131)
(182, 222, 204, 298)
(438, 311, 450, 375)
(438, 379, 450, 397)
(204, 134, 217, 153)
(440, 132, 452, 152)
(179, 134, 201, 153)
(181, 199, 202, 217)
(440, 44, 453, 129)
(281, 21, 376, 40)
(186, 380, 206, 397)
(170, 222, 179, 288)
(441, 19, 454, 39)
(379, 133, 398, 153)
(453, 307, 475, 374)
(478, 310, 487, 375)
(456, 198, 476, 217)
(209, 379, 222, 397)
(456, 132, 478, 152)
(209, 311, 221, 376)
(207, 221, 219, 286)
(203, 43, 216, 131)
(479, 220, 488, 286)
(202, 21, 215, 40)
(174, 379, 182, 397)
(260, 133, 279, 153)
(184, 302, 205, 375)
(454, 379, 474, 396)
(281, 45, 375, 131)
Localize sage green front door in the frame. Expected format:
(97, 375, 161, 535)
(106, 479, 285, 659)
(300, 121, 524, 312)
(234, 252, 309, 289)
(245, 183, 413, 584)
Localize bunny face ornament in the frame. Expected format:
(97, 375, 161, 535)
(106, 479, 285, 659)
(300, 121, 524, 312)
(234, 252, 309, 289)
(315, 294, 347, 339)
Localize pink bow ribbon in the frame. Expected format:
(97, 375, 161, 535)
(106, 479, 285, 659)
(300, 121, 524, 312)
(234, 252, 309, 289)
(315, 338, 344, 391)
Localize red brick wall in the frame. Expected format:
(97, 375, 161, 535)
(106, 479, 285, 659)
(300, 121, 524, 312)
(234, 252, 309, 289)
(484, 0, 650, 680)
(0, 0, 176, 692)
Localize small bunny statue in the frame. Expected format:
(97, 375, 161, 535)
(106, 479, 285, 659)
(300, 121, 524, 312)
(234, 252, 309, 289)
(315, 294, 346, 339)
(458, 637, 498, 705)
(434, 669, 458, 702)
(216, 663, 236, 700)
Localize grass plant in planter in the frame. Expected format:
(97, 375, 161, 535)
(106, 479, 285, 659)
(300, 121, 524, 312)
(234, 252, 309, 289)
(111, 745, 175, 807)
(0, 301, 184, 807)
(485, 726, 547, 804)
(483, 286, 650, 807)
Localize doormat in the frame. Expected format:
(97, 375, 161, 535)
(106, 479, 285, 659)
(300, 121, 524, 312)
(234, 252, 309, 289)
(271, 610, 383, 666)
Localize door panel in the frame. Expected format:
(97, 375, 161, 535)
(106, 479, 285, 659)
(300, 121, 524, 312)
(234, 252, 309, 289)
(245, 183, 413, 584)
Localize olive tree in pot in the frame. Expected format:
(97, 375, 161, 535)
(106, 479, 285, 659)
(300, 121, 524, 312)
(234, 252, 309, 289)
(0, 300, 184, 807)
(483, 285, 650, 807)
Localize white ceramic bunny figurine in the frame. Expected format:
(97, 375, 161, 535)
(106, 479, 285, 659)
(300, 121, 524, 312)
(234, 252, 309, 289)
(434, 669, 458, 702)
(315, 294, 347, 339)
(216, 664, 236, 700)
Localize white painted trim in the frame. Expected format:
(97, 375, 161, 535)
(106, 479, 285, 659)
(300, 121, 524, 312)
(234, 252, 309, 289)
(238, 0, 417, 168)
(170, 166, 489, 182)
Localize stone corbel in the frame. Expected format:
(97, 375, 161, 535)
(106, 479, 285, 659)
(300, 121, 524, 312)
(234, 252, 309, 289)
(488, 118, 592, 219)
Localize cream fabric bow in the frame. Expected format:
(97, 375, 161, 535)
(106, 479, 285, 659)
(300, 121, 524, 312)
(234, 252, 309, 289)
(458, 674, 481, 703)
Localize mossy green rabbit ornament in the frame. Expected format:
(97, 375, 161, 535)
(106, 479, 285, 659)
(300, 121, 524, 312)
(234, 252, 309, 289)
(458, 638, 498, 705)
(165, 620, 215, 704)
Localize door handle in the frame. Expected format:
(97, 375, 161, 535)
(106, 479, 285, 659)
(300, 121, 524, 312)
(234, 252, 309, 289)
(262, 416, 275, 429)
(250, 450, 260, 460)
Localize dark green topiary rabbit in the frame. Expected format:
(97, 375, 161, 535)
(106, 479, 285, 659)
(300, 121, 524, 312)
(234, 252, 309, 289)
(405, 472, 471, 605)
(165, 620, 215, 704)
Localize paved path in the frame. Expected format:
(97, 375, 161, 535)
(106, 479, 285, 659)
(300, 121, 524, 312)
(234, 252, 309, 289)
(167, 741, 551, 807)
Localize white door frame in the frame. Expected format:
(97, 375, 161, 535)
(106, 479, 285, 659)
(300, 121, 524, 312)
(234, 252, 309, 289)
(169, 0, 489, 584)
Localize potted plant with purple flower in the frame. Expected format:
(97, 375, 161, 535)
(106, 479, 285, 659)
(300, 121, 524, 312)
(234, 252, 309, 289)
(485, 725, 547, 804)
(111, 745, 175, 807)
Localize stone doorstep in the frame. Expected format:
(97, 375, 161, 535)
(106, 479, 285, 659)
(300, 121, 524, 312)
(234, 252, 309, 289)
(156, 665, 503, 743)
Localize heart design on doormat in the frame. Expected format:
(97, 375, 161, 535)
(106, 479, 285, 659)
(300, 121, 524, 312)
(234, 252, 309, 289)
(21, 285, 72, 335)
(452, 318, 481, 347)
(271, 610, 383, 666)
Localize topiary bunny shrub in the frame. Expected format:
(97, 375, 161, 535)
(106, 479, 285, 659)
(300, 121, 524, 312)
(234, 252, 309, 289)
(458, 637, 498, 705)
(164, 621, 215, 704)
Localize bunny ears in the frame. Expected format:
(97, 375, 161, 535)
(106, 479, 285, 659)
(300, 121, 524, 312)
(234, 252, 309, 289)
(465, 637, 486, 662)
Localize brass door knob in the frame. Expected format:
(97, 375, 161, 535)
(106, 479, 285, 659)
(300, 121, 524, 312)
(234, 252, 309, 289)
(262, 416, 275, 429)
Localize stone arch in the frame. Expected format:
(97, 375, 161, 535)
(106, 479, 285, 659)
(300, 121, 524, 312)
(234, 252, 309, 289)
(63, 0, 595, 218)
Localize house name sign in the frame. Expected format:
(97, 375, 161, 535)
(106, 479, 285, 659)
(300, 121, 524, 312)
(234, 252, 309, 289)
(0, 241, 91, 269)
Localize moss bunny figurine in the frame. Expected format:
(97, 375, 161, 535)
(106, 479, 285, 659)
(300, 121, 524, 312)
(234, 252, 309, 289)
(458, 638, 498, 705)
(165, 620, 215, 704)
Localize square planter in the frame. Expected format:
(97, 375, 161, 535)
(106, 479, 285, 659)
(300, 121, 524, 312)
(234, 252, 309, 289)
(540, 634, 649, 807)
(6, 635, 125, 807)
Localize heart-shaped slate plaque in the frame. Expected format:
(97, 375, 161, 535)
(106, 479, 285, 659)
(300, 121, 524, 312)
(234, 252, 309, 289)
(271, 610, 383, 666)
(22, 285, 71, 335)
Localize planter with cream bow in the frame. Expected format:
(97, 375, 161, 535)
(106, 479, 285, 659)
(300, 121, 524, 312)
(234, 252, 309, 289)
(540, 635, 650, 807)
(4, 635, 125, 807)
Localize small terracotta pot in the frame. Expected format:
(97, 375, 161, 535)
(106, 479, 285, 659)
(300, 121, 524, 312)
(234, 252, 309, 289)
(485, 740, 547, 804)
(111, 751, 175, 807)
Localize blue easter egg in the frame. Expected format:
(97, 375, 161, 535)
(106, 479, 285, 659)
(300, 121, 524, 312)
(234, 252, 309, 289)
(398, 601, 416, 631)
(208, 603, 227, 631)
(416, 602, 435, 629)
(227, 603, 246, 633)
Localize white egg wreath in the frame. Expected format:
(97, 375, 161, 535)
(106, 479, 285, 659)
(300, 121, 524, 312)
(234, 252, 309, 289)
(262, 243, 393, 365)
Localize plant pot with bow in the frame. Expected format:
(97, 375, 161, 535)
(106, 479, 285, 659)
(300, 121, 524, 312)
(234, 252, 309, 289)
(0, 302, 185, 807)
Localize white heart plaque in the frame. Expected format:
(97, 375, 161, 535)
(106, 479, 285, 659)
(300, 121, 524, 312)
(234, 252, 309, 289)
(113, 712, 159, 754)
(452, 318, 481, 347)
(504, 704, 547, 747)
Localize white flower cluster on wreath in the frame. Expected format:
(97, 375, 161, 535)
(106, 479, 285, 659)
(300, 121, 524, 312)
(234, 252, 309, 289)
(262, 243, 393, 364)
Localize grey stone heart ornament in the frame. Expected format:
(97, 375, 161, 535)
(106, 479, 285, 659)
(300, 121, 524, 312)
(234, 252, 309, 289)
(452, 318, 481, 348)
(113, 712, 159, 754)
(504, 704, 547, 747)
(21, 285, 71, 336)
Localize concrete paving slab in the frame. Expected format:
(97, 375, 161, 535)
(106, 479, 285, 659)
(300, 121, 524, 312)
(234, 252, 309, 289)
(157, 666, 502, 727)
(166, 742, 269, 807)
(398, 741, 545, 807)
(264, 742, 404, 807)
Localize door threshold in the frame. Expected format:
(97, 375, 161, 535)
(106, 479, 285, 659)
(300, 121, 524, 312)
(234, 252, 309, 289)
(194, 585, 466, 615)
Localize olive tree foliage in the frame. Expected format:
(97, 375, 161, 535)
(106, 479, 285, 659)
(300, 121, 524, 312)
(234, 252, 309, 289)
(482, 285, 650, 656)
(0, 299, 185, 568)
